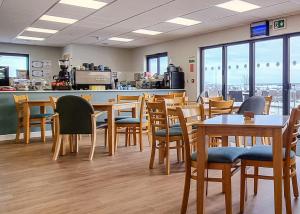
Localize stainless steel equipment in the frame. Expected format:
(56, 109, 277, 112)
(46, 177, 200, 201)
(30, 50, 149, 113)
(74, 70, 112, 90)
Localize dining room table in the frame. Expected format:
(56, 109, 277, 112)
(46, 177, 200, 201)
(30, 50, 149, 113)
(22, 100, 52, 144)
(194, 114, 289, 214)
(92, 101, 138, 156)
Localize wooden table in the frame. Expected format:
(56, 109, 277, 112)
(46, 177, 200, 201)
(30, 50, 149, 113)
(92, 102, 138, 156)
(23, 100, 52, 144)
(195, 114, 289, 214)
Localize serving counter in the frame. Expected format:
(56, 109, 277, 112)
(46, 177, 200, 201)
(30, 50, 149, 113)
(0, 89, 184, 137)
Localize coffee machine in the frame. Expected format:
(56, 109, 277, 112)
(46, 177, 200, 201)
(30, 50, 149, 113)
(52, 59, 72, 90)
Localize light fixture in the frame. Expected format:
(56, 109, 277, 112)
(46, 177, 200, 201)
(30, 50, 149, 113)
(25, 27, 58, 34)
(166, 17, 201, 26)
(108, 37, 133, 42)
(59, 0, 107, 10)
(40, 15, 78, 24)
(132, 29, 162, 35)
(16, 36, 45, 41)
(216, 0, 260, 12)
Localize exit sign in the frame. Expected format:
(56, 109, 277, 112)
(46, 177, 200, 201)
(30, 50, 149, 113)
(273, 19, 286, 30)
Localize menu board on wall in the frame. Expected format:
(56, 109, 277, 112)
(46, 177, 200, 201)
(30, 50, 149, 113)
(31, 60, 52, 78)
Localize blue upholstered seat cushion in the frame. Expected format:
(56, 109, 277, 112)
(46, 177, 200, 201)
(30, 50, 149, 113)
(96, 121, 107, 129)
(104, 115, 131, 122)
(30, 113, 53, 119)
(191, 147, 246, 163)
(170, 123, 198, 129)
(115, 118, 147, 124)
(155, 127, 182, 137)
(239, 146, 296, 161)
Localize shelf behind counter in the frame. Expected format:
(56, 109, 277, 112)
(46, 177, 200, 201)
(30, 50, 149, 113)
(0, 89, 185, 136)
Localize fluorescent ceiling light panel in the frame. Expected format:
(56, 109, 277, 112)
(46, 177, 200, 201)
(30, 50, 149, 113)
(59, 0, 107, 9)
(216, 0, 260, 12)
(16, 36, 45, 41)
(26, 27, 58, 34)
(166, 17, 201, 26)
(108, 37, 133, 42)
(133, 29, 162, 35)
(40, 15, 78, 24)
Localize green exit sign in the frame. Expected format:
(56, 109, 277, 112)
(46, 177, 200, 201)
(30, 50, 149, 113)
(273, 19, 286, 30)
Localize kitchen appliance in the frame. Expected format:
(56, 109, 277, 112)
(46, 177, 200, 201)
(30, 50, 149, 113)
(167, 64, 179, 72)
(163, 71, 185, 89)
(0, 66, 9, 86)
(74, 70, 112, 90)
(52, 59, 72, 90)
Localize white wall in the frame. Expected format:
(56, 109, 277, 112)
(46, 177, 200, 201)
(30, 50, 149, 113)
(64, 44, 134, 81)
(0, 43, 62, 81)
(131, 14, 300, 100)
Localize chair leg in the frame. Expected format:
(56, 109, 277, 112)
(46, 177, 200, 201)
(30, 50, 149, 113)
(181, 167, 191, 214)
(283, 166, 292, 214)
(125, 128, 129, 147)
(15, 123, 21, 143)
(223, 165, 232, 214)
(114, 127, 118, 152)
(159, 143, 165, 164)
(53, 134, 62, 160)
(89, 131, 96, 160)
(149, 137, 156, 169)
(292, 165, 299, 198)
(251, 136, 256, 146)
(69, 135, 74, 153)
(254, 166, 259, 195)
(139, 127, 143, 152)
(181, 142, 185, 162)
(41, 118, 46, 143)
(133, 128, 137, 146)
(104, 128, 107, 148)
(176, 140, 181, 162)
(240, 162, 246, 213)
(235, 136, 240, 147)
(75, 134, 79, 153)
(165, 141, 170, 175)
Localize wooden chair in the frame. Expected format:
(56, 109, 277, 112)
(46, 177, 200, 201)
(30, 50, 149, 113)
(153, 94, 175, 102)
(199, 96, 223, 104)
(115, 97, 147, 152)
(208, 100, 234, 147)
(147, 100, 184, 175)
(53, 95, 102, 160)
(239, 106, 300, 214)
(177, 105, 245, 214)
(169, 91, 186, 98)
(13, 95, 53, 144)
(262, 96, 273, 145)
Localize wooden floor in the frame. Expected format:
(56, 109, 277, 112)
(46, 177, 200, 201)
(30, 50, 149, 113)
(0, 132, 299, 214)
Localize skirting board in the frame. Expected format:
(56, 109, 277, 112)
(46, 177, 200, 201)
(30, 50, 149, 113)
(0, 131, 53, 142)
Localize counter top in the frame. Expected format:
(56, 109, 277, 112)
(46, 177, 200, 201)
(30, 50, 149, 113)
(0, 89, 185, 93)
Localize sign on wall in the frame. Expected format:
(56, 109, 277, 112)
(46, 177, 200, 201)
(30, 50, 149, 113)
(273, 18, 286, 30)
(189, 56, 195, 73)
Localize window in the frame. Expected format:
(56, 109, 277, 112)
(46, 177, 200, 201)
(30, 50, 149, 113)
(0, 53, 29, 78)
(146, 52, 168, 74)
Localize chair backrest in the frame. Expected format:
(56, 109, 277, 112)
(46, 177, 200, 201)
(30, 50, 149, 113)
(13, 95, 29, 118)
(117, 95, 141, 116)
(209, 100, 234, 118)
(169, 92, 186, 98)
(81, 94, 93, 102)
(176, 105, 205, 166)
(285, 106, 300, 164)
(56, 95, 94, 134)
(228, 91, 243, 102)
(165, 96, 185, 107)
(199, 96, 223, 104)
(264, 96, 272, 114)
(147, 101, 169, 136)
(153, 94, 175, 102)
(237, 96, 265, 115)
(49, 96, 58, 110)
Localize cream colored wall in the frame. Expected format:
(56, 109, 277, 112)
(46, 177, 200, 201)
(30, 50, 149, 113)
(64, 44, 134, 81)
(0, 43, 62, 81)
(131, 14, 300, 100)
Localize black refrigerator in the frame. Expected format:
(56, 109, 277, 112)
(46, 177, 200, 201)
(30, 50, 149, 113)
(163, 71, 185, 89)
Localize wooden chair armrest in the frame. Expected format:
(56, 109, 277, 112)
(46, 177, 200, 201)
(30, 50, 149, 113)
(93, 111, 105, 118)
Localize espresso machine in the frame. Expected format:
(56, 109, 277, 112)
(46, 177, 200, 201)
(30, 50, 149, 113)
(52, 59, 72, 90)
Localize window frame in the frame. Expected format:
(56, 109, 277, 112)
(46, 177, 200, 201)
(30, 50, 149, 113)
(146, 52, 168, 74)
(0, 52, 30, 78)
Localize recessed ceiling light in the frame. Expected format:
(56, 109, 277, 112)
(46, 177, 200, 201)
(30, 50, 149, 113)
(40, 15, 78, 24)
(166, 17, 201, 26)
(108, 37, 133, 42)
(216, 0, 260, 12)
(133, 29, 162, 35)
(59, 0, 107, 10)
(16, 36, 45, 41)
(26, 27, 58, 34)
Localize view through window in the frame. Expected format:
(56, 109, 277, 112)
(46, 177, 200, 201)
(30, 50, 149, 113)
(0, 53, 29, 78)
(146, 53, 168, 75)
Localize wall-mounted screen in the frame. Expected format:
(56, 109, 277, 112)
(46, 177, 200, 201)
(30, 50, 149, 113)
(250, 21, 269, 38)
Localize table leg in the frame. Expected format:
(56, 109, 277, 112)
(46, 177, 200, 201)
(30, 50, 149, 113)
(40, 106, 46, 143)
(272, 128, 283, 214)
(107, 107, 115, 156)
(197, 127, 208, 214)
